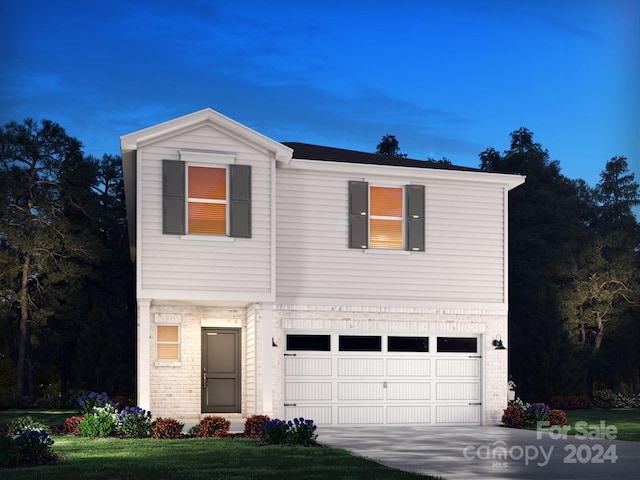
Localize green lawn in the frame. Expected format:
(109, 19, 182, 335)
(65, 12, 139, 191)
(2, 408, 638, 479)
(565, 408, 640, 442)
(0, 410, 439, 480)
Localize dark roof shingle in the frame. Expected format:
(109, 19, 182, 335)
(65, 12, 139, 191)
(281, 142, 482, 173)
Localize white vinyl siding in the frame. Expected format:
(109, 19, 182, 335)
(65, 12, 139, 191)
(138, 125, 272, 296)
(276, 168, 506, 304)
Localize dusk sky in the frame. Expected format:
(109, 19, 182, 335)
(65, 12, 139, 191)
(2, 0, 638, 190)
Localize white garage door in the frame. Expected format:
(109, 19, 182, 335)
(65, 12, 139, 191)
(283, 334, 482, 425)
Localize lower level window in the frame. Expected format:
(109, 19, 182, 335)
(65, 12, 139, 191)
(157, 325, 180, 360)
(339, 335, 382, 351)
(437, 337, 477, 353)
(286, 334, 331, 351)
(388, 336, 429, 352)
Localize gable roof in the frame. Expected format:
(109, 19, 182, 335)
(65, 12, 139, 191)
(121, 108, 293, 163)
(282, 142, 482, 173)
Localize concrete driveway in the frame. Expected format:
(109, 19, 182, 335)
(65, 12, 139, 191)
(316, 425, 640, 479)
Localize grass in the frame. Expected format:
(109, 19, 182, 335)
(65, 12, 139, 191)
(0, 410, 438, 480)
(564, 408, 640, 442)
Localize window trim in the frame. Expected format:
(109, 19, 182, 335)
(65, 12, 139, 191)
(186, 164, 229, 236)
(162, 155, 251, 239)
(369, 184, 405, 250)
(348, 181, 425, 252)
(156, 324, 181, 361)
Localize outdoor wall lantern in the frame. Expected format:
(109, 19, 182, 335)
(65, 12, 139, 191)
(492, 335, 506, 350)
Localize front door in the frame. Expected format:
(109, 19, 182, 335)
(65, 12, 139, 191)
(201, 328, 241, 413)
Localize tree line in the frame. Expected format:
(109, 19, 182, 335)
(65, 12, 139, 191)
(0, 119, 638, 407)
(0, 119, 134, 406)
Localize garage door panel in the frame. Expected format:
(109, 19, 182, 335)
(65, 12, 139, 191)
(436, 358, 480, 377)
(286, 406, 332, 425)
(285, 382, 332, 401)
(285, 357, 332, 376)
(387, 405, 431, 424)
(436, 405, 481, 424)
(387, 358, 430, 376)
(338, 406, 384, 424)
(338, 358, 384, 376)
(436, 382, 480, 400)
(338, 382, 384, 400)
(387, 382, 430, 400)
(283, 334, 482, 426)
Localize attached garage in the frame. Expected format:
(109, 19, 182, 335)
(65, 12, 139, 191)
(283, 333, 483, 425)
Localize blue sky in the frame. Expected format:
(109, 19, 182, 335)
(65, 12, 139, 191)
(1, 0, 638, 190)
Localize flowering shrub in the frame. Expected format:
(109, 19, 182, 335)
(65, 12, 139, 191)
(243, 414, 270, 437)
(118, 406, 152, 438)
(197, 416, 230, 438)
(77, 391, 115, 415)
(0, 416, 57, 467)
(549, 409, 568, 426)
(525, 403, 550, 426)
(550, 395, 592, 410)
(262, 419, 290, 444)
(151, 418, 184, 439)
(13, 430, 55, 464)
(7, 416, 48, 435)
(78, 405, 119, 437)
(62, 416, 84, 435)
(614, 393, 640, 408)
(501, 406, 526, 428)
(262, 417, 318, 446)
(287, 417, 318, 446)
(593, 389, 616, 409)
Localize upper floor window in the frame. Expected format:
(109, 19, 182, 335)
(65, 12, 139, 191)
(188, 166, 227, 235)
(349, 181, 424, 251)
(370, 186, 403, 249)
(162, 159, 251, 238)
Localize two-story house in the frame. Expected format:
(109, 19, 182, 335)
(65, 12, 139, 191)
(121, 108, 524, 427)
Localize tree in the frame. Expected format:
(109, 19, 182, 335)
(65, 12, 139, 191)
(0, 119, 99, 402)
(375, 134, 407, 158)
(479, 127, 592, 400)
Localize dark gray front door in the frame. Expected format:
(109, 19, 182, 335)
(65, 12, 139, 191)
(201, 329, 241, 413)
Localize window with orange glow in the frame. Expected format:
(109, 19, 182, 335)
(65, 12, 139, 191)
(187, 166, 227, 235)
(370, 186, 403, 249)
(157, 325, 179, 360)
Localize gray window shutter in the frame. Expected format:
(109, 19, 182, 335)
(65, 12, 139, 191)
(349, 181, 368, 249)
(163, 160, 185, 235)
(229, 164, 251, 238)
(406, 184, 425, 251)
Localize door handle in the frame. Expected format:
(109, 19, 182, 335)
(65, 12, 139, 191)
(202, 368, 206, 389)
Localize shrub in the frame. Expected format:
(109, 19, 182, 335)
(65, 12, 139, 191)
(197, 416, 230, 438)
(593, 389, 616, 409)
(76, 391, 115, 415)
(525, 403, 550, 427)
(287, 417, 318, 446)
(13, 430, 55, 465)
(34, 393, 61, 409)
(614, 393, 640, 408)
(549, 395, 592, 410)
(151, 418, 184, 439)
(8, 416, 48, 435)
(549, 409, 568, 426)
(262, 417, 318, 446)
(243, 414, 270, 437)
(0, 435, 21, 468)
(62, 416, 84, 435)
(262, 419, 291, 444)
(78, 405, 119, 437)
(501, 406, 526, 428)
(118, 406, 152, 438)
